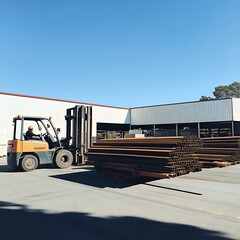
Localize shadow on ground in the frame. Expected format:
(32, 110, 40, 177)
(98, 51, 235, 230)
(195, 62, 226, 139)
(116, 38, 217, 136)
(0, 164, 17, 173)
(0, 163, 55, 173)
(0, 201, 233, 240)
(50, 170, 138, 189)
(50, 170, 204, 196)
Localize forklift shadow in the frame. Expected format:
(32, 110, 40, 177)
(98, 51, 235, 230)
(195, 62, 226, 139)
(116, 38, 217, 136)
(0, 165, 18, 173)
(0, 163, 57, 173)
(50, 169, 140, 189)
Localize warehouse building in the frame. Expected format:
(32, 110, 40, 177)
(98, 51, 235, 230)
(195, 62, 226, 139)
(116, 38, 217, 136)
(1, 92, 240, 156)
(131, 98, 240, 138)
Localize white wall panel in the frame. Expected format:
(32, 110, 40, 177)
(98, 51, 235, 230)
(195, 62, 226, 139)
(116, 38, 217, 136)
(92, 106, 130, 135)
(232, 98, 240, 121)
(131, 99, 233, 125)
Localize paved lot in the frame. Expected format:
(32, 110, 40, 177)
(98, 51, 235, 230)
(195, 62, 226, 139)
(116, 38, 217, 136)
(0, 157, 239, 240)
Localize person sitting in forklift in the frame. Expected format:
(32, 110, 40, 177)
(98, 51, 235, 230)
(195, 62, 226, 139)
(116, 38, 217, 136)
(25, 126, 41, 140)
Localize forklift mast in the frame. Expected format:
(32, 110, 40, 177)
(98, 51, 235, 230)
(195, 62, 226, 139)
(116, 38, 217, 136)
(65, 105, 92, 164)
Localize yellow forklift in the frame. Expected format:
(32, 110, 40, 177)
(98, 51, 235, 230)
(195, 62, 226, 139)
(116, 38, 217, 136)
(7, 106, 92, 171)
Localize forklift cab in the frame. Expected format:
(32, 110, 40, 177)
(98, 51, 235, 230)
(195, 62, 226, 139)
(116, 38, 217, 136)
(13, 115, 61, 149)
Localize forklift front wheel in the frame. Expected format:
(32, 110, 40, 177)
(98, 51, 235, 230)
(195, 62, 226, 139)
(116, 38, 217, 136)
(21, 155, 38, 172)
(54, 149, 73, 169)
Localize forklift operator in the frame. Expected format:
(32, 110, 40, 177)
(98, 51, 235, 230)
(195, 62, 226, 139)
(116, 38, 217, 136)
(26, 126, 41, 140)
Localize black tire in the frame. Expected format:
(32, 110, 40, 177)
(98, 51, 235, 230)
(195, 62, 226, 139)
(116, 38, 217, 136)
(21, 155, 38, 172)
(54, 149, 73, 169)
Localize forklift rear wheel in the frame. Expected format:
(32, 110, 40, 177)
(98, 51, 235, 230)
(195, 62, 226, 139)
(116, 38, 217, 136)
(21, 155, 38, 172)
(54, 149, 73, 169)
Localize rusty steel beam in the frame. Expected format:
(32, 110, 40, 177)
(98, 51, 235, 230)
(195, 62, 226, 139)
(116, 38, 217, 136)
(87, 136, 203, 180)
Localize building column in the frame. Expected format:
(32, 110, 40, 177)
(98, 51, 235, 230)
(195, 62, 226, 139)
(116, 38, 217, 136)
(232, 121, 235, 136)
(197, 122, 200, 138)
(176, 124, 178, 136)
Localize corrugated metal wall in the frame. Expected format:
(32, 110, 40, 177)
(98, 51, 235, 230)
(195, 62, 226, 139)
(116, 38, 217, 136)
(0, 94, 130, 156)
(131, 99, 233, 125)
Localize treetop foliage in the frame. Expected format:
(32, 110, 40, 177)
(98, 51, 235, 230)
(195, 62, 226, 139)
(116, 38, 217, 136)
(200, 82, 240, 101)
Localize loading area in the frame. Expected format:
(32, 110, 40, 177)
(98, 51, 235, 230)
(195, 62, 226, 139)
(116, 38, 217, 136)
(0, 157, 239, 240)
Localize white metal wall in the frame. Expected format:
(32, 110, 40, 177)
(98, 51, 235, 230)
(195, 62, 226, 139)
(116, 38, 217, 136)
(92, 106, 130, 134)
(131, 99, 233, 125)
(232, 98, 240, 121)
(0, 94, 130, 156)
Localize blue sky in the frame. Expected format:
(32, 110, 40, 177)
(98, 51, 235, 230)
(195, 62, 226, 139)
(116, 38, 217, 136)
(0, 0, 239, 108)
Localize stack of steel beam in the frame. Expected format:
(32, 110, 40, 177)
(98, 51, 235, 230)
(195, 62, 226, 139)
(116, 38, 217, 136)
(86, 137, 202, 180)
(195, 137, 240, 168)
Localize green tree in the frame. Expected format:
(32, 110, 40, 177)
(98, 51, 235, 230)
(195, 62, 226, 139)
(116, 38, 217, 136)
(228, 82, 240, 97)
(213, 85, 231, 99)
(199, 96, 213, 101)
(200, 82, 240, 101)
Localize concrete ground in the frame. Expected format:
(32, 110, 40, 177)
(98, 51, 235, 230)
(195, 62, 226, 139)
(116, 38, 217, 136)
(0, 157, 239, 240)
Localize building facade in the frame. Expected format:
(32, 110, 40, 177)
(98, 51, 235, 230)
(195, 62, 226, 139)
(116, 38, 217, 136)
(131, 98, 240, 138)
(1, 92, 240, 156)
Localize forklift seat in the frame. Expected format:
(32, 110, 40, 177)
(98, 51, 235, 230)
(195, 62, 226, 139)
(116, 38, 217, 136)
(23, 134, 29, 140)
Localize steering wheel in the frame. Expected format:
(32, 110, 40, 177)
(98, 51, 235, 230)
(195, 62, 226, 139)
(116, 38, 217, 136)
(40, 132, 48, 139)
